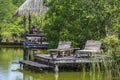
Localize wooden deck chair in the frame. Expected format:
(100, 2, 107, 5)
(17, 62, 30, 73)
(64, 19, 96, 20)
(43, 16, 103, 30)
(48, 41, 72, 58)
(75, 40, 102, 57)
(48, 41, 72, 51)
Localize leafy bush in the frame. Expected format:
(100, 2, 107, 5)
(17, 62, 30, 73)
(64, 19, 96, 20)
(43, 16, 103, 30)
(102, 35, 119, 52)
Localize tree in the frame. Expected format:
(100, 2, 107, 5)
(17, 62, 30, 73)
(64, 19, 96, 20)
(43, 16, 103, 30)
(0, 0, 24, 41)
(12, 0, 24, 7)
(43, 0, 120, 48)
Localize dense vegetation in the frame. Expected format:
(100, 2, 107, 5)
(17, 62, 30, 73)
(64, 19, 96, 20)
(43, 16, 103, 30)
(0, 0, 24, 41)
(43, 0, 120, 48)
(0, 0, 120, 49)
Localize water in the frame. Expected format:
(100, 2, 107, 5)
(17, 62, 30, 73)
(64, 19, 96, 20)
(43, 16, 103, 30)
(0, 48, 119, 80)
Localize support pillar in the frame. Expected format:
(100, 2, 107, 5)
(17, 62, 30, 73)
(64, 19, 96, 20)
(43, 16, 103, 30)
(20, 64, 22, 69)
(20, 64, 23, 70)
(28, 14, 31, 33)
(23, 16, 26, 37)
(23, 16, 29, 60)
(33, 49, 38, 56)
(24, 47, 29, 60)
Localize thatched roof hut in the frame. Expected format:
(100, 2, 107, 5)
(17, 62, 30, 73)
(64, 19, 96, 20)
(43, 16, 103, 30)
(15, 0, 48, 16)
(14, 0, 48, 33)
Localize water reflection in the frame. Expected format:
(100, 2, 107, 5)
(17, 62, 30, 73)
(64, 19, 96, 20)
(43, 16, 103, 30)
(55, 73, 59, 80)
(21, 71, 59, 80)
(0, 48, 23, 80)
(0, 48, 119, 80)
(19, 71, 118, 80)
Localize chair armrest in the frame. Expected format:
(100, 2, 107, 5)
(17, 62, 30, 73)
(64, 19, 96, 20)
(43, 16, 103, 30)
(74, 48, 80, 50)
(73, 48, 80, 53)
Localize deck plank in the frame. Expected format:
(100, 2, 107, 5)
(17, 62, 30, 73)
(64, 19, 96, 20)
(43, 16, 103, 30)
(19, 60, 53, 68)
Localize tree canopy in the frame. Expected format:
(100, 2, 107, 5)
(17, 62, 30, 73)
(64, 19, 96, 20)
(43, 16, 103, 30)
(0, 0, 24, 41)
(43, 0, 120, 48)
(0, 0, 120, 48)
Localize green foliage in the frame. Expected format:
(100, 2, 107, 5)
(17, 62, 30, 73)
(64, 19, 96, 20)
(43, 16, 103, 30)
(43, 0, 120, 48)
(102, 35, 120, 69)
(0, 0, 47, 41)
(0, 0, 16, 20)
(0, 0, 25, 41)
(0, 0, 120, 48)
(102, 35, 119, 53)
(12, 0, 24, 7)
(32, 16, 45, 29)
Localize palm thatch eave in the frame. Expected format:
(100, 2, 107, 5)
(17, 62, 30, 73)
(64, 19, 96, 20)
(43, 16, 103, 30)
(14, 0, 48, 17)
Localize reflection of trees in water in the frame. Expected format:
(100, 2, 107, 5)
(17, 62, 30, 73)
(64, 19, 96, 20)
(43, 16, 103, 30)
(0, 48, 23, 60)
(18, 69, 117, 80)
(0, 47, 2, 51)
(0, 48, 23, 80)
(55, 73, 58, 80)
(21, 70, 42, 80)
(21, 70, 59, 80)
(0, 48, 23, 69)
(0, 48, 119, 80)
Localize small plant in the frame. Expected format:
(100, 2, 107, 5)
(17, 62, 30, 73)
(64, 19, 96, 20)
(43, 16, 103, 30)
(102, 35, 119, 53)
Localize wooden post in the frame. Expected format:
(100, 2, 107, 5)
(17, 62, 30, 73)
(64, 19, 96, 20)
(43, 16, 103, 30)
(24, 47, 29, 60)
(23, 16, 29, 60)
(33, 49, 38, 60)
(23, 16, 26, 38)
(20, 64, 23, 70)
(20, 64, 22, 69)
(40, 37, 42, 44)
(28, 14, 31, 33)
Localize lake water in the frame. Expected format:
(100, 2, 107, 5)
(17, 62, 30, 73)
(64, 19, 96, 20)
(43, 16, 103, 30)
(0, 48, 119, 80)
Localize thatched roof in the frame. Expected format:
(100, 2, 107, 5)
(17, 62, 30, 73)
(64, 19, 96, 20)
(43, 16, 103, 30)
(15, 0, 48, 16)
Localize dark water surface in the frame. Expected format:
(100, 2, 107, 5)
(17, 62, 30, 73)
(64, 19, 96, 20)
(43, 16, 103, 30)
(0, 48, 119, 80)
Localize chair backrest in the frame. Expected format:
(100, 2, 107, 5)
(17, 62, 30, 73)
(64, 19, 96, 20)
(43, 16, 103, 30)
(57, 41, 71, 49)
(84, 40, 101, 50)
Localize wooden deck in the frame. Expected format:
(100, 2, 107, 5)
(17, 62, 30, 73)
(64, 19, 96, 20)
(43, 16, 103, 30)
(35, 54, 111, 64)
(20, 54, 112, 72)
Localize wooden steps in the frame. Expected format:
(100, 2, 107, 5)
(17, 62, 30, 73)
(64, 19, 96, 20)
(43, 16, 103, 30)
(19, 60, 53, 69)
